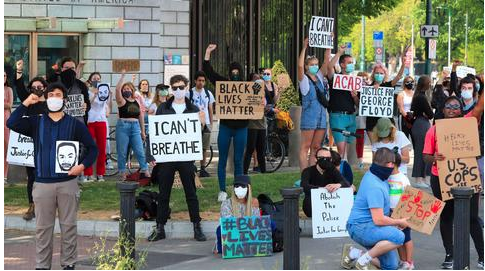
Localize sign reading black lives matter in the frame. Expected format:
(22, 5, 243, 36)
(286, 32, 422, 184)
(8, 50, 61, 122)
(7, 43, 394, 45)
(309, 16, 334, 49)
(55, 141, 79, 174)
(6, 131, 34, 167)
(215, 81, 264, 120)
(148, 113, 203, 163)
(311, 188, 353, 238)
(64, 94, 85, 117)
(220, 215, 273, 259)
(358, 86, 394, 118)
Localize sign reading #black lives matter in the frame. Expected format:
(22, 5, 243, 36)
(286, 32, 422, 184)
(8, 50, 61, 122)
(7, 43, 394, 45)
(311, 188, 353, 238)
(215, 81, 264, 120)
(64, 94, 85, 117)
(6, 131, 34, 167)
(358, 86, 394, 118)
(148, 113, 203, 163)
(309, 16, 334, 49)
(220, 215, 273, 259)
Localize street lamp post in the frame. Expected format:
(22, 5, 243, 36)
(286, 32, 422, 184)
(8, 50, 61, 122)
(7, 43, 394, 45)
(424, 0, 432, 75)
(360, 0, 365, 71)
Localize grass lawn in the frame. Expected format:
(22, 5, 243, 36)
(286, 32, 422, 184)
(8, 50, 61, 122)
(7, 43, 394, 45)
(4, 169, 365, 214)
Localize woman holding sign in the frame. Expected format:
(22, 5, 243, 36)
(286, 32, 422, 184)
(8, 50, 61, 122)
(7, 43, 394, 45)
(4, 72, 13, 182)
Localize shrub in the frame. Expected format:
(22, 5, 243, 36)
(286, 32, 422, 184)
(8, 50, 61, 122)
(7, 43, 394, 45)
(271, 60, 300, 112)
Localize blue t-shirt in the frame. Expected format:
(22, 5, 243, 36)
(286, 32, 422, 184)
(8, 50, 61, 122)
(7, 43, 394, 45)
(347, 171, 390, 225)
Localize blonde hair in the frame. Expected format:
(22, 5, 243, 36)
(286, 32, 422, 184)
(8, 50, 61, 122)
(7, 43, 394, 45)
(370, 63, 389, 83)
(371, 125, 397, 143)
(230, 184, 253, 217)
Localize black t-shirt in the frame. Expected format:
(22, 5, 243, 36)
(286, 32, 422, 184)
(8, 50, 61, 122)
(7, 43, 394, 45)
(328, 75, 356, 113)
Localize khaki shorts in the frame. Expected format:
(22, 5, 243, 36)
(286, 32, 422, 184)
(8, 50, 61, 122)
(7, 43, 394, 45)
(202, 124, 212, 151)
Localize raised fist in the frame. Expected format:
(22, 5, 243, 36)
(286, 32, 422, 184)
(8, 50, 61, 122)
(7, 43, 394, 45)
(252, 81, 262, 95)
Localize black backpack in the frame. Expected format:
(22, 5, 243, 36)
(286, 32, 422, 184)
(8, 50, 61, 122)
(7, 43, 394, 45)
(189, 88, 212, 106)
(258, 194, 285, 252)
(135, 190, 159, 220)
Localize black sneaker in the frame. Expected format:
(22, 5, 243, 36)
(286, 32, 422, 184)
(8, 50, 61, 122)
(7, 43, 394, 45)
(199, 168, 210, 178)
(441, 254, 453, 269)
(63, 265, 75, 270)
(147, 224, 166, 242)
(478, 259, 484, 269)
(253, 166, 261, 173)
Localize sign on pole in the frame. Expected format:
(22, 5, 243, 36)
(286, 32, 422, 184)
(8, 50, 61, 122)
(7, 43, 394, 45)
(358, 86, 394, 118)
(345, 42, 352, 55)
(375, 47, 384, 63)
(332, 74, 363, 92)
(420, 25, 439, 38)
(373, 31, 383, 48)
(435, 118, 481, 159)
(308, 16, 334, 49)
(164, 65, 190, 85)
(6, 131, 35, 167)
(215, 81, 264, 120)
(437, 157, 482, 201)
(148, 113, 203, 163)
(311, 187, 353, 238)
(220, 215, 273, 259)
(429, 39, 437, 60)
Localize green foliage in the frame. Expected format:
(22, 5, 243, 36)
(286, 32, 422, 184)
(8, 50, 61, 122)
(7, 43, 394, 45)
(271, 60, 300, 112)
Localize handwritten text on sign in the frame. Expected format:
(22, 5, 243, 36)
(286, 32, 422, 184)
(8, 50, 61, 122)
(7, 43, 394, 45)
(391, 186, 445, 235)
(6, 130, 34, 167)
(437, 157, 482, 201)
(436, 117, 480, 159)
(311, 188, 353, 238)
(148, 113, 203, 163)
(332, 74, 363, 92)
(358, 86, 394, 118)
(220, 215, 273, 259)
(309, 16, 334, 49)
(64, 94, 85, 117)
(215, 81, 264, 120)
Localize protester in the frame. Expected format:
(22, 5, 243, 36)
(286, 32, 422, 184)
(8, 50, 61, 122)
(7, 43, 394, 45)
(214, 175, 260, 254)
(147, 75, 207, 242)
(7, 83, 98, 270)
(396, 76, 415, 142)
(422, 95, 484, 269)
(138, 79, 152, 131)
(297, 37, 331, 171)
(342, 147, 409, 270)
(457, 76, 478, 115)
(187, 71, 215, 177)
(4, 71, 13, 182)
(410, 75, 434, 188)
(301, 147, 350, 218)
(330, 148, 354, 186)
(115, 70, 150, 181)
(149, 84, 170, 114)
(355, 71, 369, 169)
(203, 43, 252, 201)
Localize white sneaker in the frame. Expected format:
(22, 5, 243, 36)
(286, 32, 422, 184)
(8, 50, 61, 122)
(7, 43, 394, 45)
(106, 159, 114, 170)
(399, 261, 415, 270)
(97, 175, 105, 182)
(84, 176, 95, 183)
(412, 182, 429, 189)
(218, 191, 228, 202)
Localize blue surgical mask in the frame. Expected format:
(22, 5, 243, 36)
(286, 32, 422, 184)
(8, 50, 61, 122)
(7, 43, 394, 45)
(262, 75, 272, 82)
(461, 90, 473, 100)
(345, 63, 355, 73)
(374, 74, 384, 83)
(309, 65, 319, 75)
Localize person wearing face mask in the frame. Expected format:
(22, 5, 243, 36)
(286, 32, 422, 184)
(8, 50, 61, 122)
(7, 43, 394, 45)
(115, 70, 150, 181)
(396, 76, 415, 141)
(7, 83, 98, 270)
(297, 37, 331, 172)
(457, 76, 478, 115)
(341, 147, 409, 270)
(203, 44, 252, 202)
(301, 147, 350, 218)
(423, 95, 484, 269)
(137, 79, 152, 132)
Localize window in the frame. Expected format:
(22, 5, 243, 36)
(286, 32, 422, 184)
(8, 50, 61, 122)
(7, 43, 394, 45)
(4, 34, 30, 104)
(37, 35, 80, 77)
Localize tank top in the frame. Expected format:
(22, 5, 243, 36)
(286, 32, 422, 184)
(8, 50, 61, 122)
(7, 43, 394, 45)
(403, 91, 413, 113)
(118, 99, 140, 119)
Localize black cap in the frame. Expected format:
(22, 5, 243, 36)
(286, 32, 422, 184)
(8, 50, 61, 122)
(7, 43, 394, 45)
(234, 175, 251, 187)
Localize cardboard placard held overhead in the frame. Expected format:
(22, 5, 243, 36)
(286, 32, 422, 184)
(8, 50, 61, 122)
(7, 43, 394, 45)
(6, 130, 35, 167)
(391, 186, 445, 235)
(437, 157, 482, 201)
(332, 74, 363, 92)
(215, 81, 264, 120)
(112, 59, 140, 72)
(436, 118, 480, 159)
(311, 187, 353, 238)
(456, 66, 476, 78)
(64, 94, 85, 117)
(308, 16, 334, 49)
(358, 86, 394, 118)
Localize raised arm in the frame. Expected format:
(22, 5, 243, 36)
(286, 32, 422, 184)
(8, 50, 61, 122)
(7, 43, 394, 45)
(327, 44, 346, 80)
(115, 70, 127, 107)
(297, 38, 309, 82)
(202, 44, 227, 85)
(391, 45, 410, 87)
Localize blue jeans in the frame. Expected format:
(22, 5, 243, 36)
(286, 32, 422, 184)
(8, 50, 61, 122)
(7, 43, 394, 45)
(347, 222, 404, 270)
(116, 119, 148, 172)
(217, 124, 248, 191)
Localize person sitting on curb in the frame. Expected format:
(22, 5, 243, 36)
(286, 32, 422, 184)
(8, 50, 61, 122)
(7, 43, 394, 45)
(213, 175, 260, 254)
(147, 75, 207, 243)
(341, 147, 409, 270)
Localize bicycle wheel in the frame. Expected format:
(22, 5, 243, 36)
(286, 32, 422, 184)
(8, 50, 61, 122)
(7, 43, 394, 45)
(265, 135, 285, 173)
(202, 145, 214, 169)
(105, 128, 118, 177)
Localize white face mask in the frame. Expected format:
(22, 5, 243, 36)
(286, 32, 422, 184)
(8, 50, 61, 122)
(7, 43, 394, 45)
(47, 97, 64, 112)
(234, 187, 248, 199)
(173, 89, 186, 100)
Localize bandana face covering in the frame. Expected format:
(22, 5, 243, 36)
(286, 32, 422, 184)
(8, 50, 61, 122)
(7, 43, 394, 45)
(370, 163, 394, 181)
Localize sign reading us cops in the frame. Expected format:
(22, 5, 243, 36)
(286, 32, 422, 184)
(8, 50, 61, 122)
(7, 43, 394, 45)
(311, 187, 353, 238)
(308, 16, 334, 49)
(148, 113, 203, 163)
(358, 86, 394, 118)
(437, 157, 482, 201)
(6, 131, 34, 167)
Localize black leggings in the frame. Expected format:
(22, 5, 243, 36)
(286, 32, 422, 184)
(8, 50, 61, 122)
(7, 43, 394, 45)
(26, 167, 35, 204)
(243, 129, 266, 174)
(430, 175, 484, 259)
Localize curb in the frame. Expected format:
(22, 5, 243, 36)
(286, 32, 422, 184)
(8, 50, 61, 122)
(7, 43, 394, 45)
(5, 215, 314, 239)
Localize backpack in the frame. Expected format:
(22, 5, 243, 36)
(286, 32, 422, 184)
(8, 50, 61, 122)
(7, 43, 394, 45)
(189, 88, 212, 107)
(257, 194, 285, 252)
(135, 190, 159, 220)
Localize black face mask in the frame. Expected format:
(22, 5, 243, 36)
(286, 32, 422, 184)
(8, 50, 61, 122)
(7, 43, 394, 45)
(317, 157, 334, 171)
(122, 91, 132, 99)
(404, 82, 414, 89)
(369, 163, 394, 181)
(60, 69, 76, 88)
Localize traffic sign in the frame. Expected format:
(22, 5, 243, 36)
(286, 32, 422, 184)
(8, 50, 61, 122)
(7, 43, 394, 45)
(429, 39, 437, 59)
(345, 42, 352, 55)
(420, 25, 439, 38)
(375, 47, 383, 63)
(373, 31, 383, 40)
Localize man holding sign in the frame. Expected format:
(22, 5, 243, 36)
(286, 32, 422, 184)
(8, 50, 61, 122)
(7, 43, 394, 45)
(147, 75, 207, 243)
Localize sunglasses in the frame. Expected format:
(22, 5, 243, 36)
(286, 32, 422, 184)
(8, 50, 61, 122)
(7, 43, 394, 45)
(316, 156, 331, 161)
(444, 104, 461, 110)
(263, 73, 271, 76)
(171, 86, 185, 90)
(30, 86, 45, 91)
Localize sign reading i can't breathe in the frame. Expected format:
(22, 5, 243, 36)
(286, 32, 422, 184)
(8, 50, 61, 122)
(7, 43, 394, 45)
(311, 188, 353, 238)
(220, 215, 273, 259)
(437, 157, 482, 201)
(358, 86, 394, 118)
(6, 130, 34, 167)
(148, 113, 203, 163)
(215, 81, 264, 120)
(64, 94, 85, 117)
(308, 16, 334, 49)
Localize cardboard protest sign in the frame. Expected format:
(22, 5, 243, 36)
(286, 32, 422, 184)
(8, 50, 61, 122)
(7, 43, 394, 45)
(308, 16, 334, 49)
(6, 131, 34, 167)
(55, 141, 79, 173)
(391, 186, 445, 235)
(148, 113, 203, 163)
(456, 66, 476, 78)
(437, 157, 482, 201)
(215, 81, 264, 120)
(358, 86, 394, 118)
(311, 187, 353, 238)
(436, 118, 481, 159)
(332, 74, 363, 92)
(112, 59, 140, 72)
(164, 65, 190, 85)
(64, 94, 85, 117)
(220, 215, 273, 259)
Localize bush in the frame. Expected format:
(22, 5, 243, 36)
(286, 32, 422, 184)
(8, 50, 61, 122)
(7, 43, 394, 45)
(271, 60, 300, 112)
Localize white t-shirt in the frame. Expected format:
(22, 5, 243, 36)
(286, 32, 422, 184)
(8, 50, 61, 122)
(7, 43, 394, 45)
(172, 102, 186, 114)
(372, 131, 412, 175)
(148, 103, 158, 114)
(87, 90, 108, 123)
(298, 70, 325, 96)
(388, 172, 411, 209)
(186, 88, 215, 125)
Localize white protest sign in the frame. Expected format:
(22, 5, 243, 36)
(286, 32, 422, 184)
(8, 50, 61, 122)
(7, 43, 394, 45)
(164, 65, 190, 85)
(64, 94, 85, 117)
(6, 130, 35, 167)
(358, 86, 394, 118)
(332, 74, 363, 92)
(311, 187, 353, 238)
(55, 141, 79, 173)
(148, 113, 203, 163)
(308, 16, 334, 49)
(456, 66, 476, 78)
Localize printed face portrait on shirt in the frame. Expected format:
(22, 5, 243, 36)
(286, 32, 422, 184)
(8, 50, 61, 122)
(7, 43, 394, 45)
(56, 141, 78, 172)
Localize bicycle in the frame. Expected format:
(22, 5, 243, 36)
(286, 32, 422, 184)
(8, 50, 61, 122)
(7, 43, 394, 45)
(264, 117, 286, 173)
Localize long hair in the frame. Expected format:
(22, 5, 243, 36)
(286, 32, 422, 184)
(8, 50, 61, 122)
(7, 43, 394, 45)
(230, 184, 253, 217)
(371, 125, 397, 144)
(370, 63, 389, 83)
(414, 75, 432, 102)
(121, 82, 136, 95)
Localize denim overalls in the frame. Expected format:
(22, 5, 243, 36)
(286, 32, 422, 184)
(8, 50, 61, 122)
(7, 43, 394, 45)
(300, 75, 328, 130)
